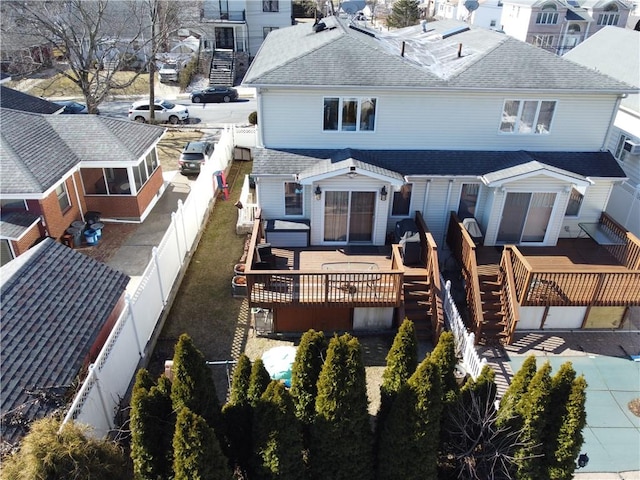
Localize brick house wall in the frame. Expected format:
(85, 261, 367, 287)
(38, 175, 84, 240)
(10, 223, 44, 256)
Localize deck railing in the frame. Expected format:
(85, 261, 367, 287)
(446, 212, 484, 340)
(415, 211, 445, 340)
(599, 212, 640, 270)
(244, 213, 403, 308)
(499, 246, 520, 344)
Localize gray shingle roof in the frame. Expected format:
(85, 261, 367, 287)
(0, 108, 165, 195)
(0, 86, 62, 114)
(0, 238, 129, 445)
(0, 211, 40, 240)
(253, 148, 626, 179)
(242, 18, 635, 93)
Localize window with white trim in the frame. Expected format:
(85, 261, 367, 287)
(263, 26, 278, 39)
(500, 100, 556, 134)
(392, 184, 412, 216)
(536, 3, 559, 23)
(323, 97, 377, 132)
(614, 134, 631, 162)
(458, 183, 480, 219)
(533, 34, 554, 48)
(284, 182, 303, 215)
(597, 3, 620, 25)
(490, 20, 497, 27)
(56, 183, 71, 211)
(263, 0, 279, 12)
(565, 186, 585, 216)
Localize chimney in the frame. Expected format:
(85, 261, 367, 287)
(458, 43, 463, 57)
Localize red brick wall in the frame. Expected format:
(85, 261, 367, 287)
(11, 224, 44, 256)
(39, 175, 83, 239)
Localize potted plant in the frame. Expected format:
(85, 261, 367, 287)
(234, 263, 246, 275)
(232, 275, 247, 298)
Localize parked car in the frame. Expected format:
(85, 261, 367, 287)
(55, 100, 96, 114)
(128, 99, 189, 124)
(190, 87, 238, 104)
(179, 141, 214, 175)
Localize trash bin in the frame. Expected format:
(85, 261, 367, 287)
(71, 220, 86, 230)
(85, 211, 101, 225)
(91, 222, 104, 240)
(66, 227, 83, 247)
(84, 228, 99, 246)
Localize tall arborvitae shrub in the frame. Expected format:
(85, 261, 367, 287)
(130, 370, 174, 480)
(251, 381, 306, 480)
(172, 407, 232, 480)
(248, 358, 272, 405)
(290, 329, 327, 426)
(222, 354, 253, 475)
(171, 334, 220, 429)
(310, 334, 374, 480)
(430, 331, 459, 400)
(549, 374, 587, 480)
(515, 361, 553, 480)
(378, 355, 443, 480)
(498, 355, 537, 430)
(543, 362, 576, 476)
(379, 319, 418, 414)
(460, 364, 497, 409)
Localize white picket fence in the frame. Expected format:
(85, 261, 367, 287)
(440, 276, 487, 380)
(60, 127, 237, 438)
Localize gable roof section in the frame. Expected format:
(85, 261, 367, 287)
(0, 238, 129, 445)
(0, 211, 40, 240)
(0, 86, 62, 114)
(563, 27, 640, 113)
(0, 108, 165, 195)
(480, 160, 592, 186)
(253, 148, 626, 179)
(243, 17, 634, 93)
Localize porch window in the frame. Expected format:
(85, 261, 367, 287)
(81, 167, 131, 195)
(597, 4, 619, 25)
(284, 182, 303, 215)
(0, 199, 27, 212)
(263, 0, 279, 12)
(55, 183, 71, 211)
(263, 27, 278, 39)
(458, 183, 479, 219)
(536, 3, 558, 24)
(565, 186, 585, 216)
(500, 100, 556, 134)
(323, 97, 377, 132)
(614, 134, 630, 162)
(392, 184, 412, 216)
(134, 150, 160, 192)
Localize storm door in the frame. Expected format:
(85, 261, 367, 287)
(324, 191, 375, 243)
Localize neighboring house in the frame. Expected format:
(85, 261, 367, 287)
(564, 26, 640, 237)
(0, 86, 63, 114)
(0, 108, 165, 266)
(500, 0, 632, 55)
(441, 0, 505, 30)
(240, 17, 640, 342)
(0, 238, 129, 447)
(0, 73, 11, 84)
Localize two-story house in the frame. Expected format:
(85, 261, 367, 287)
(564, 26, 640, 238)
(500, 0, 632, 55)
(0, 109, 165, 266)
(239, 17, 640, 343)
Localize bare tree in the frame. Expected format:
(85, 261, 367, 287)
(3, 0, 173, 113)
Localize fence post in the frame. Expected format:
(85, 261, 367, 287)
(171, 211, 183, 263)
(125, 294, 144, 358)
(90, 364, 114, 431)
(152, 246, 166, 305)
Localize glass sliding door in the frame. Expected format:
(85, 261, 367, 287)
(522, 192, 556, 242)
(497, 192, 557, 243)
(323, 191, 375, 243)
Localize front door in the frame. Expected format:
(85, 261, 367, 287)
(324, 191, 375, 243)
(215, 27, 234, 50)
(497, 192, 556, 243)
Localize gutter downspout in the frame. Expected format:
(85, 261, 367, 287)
(257, 87, 264, 147)
(71, 169, 85, 222)
(442, 179, 454, 247)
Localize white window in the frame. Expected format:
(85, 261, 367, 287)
(263, 0, 279, 12)
(490, 19, 497, 27)
(392, 184, 412, 216)
(284, 182, 303, 215)
(500, 100, 556, 134)
(614, 134, 631, 162)
(536, 3, 559, 24)
(55, 183, 71, 211)
(565, 186, 585, 216)
(533, 34, 554, 48)
(323, 97, 377, 132)
(263, 26, 278, 39)
(597, 3, 620, 25)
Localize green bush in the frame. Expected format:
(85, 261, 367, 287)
(290, 329, 327, 426)
(179, 57, 199, 91)
(248, 111, 258, 125)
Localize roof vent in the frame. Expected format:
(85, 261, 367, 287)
(441, 25, 470, 39)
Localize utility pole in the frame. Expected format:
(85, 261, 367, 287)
(149, 0, 158, 122)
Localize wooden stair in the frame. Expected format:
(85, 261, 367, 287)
(402, 272, 433, 341)
(477, 264, 507, 344)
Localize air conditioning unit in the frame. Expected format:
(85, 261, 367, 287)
(623, 140, 640, 155)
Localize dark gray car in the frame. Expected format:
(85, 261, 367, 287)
(179, 141, 214, 175)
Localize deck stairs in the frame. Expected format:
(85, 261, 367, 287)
(209, 49, 235, 86)
(402, 271, 434, 341)
(477, 250, 508, 344)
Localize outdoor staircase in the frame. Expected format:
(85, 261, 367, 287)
(209, 49, 235, 86)
(402, 272, 434, 341)
(477, 263, 507, 345)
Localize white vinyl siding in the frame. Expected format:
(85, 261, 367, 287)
(245, 0, 292, 56)
(259, 89, 615, 151)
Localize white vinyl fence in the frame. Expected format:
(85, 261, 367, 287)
(61, 127, 238, 438)
(440, 276, 487, 380)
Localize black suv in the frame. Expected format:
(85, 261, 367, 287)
(179, 141, 214, 175)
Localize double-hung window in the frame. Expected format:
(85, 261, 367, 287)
(323, 97, 377, 132)
(284, 182, 303, 215)
(565, 186, 585, 216)
(597, 4, 619, 25)
(533, 35, 554, 48)
(56, 182, 71, 211)
(614, 134, 631, 162)
(263, 27, 278, 39)
(500, 100, 556, 134)
(263, 0, 278, 12)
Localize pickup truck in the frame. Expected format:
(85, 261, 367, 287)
(159, 62, 179, 83)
